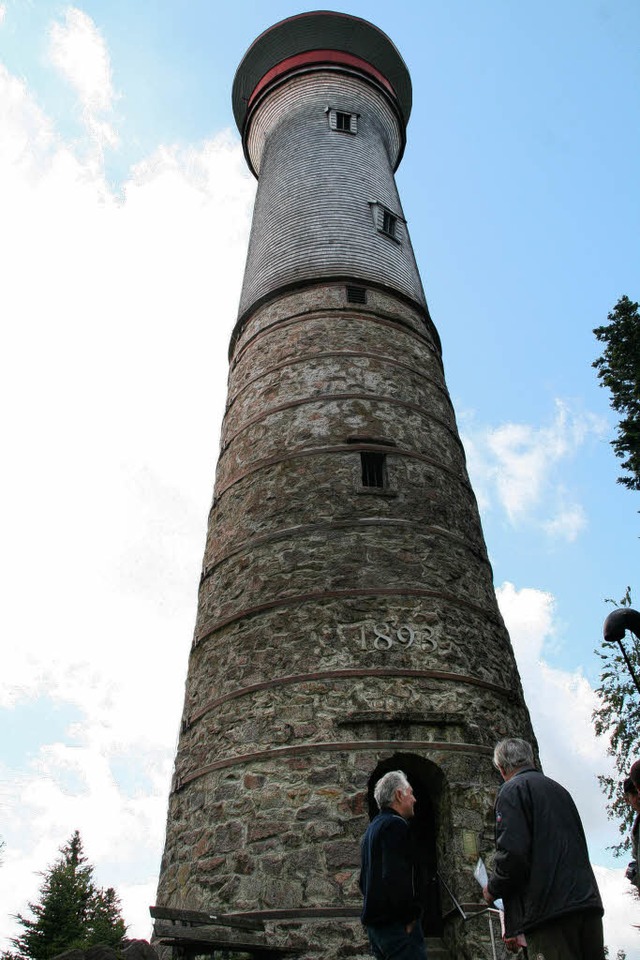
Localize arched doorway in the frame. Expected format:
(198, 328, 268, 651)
(367, 753, 446, 937)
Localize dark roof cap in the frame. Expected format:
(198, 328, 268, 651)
(232, 11, 412, 132)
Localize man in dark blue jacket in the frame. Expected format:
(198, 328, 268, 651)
(483, 738, 604, 959)
(360, 770, 426, 960)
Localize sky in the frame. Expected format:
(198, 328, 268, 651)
(0, 0, 638, 955)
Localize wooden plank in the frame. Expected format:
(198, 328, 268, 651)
(157, 937, 300, 960)
(223, 906, 359, 921)
(154, 922, 300, 955)
(150, 906, 263, 931)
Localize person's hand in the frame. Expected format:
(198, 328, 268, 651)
(404, 921, 415, 934)
(502, 936, 521, 953)
(482, 885, 493, 905)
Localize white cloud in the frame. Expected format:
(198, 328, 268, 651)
(496, 582, 615, 824)
(594, 865, 640, 958)
(0, 39, 254, 948)
(496, 580, 555, 663)
(0, 6, 6, 27)
(117, 880, 157, 943)
(542, 501, 587, 541)
(49, 7, 118, 149)
(0, 63, 57, 177)
(461, 399, 605, 540)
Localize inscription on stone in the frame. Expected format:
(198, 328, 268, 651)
(337, 620, 438, 652)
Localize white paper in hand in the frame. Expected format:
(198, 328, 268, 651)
(474, 858, 503, 911)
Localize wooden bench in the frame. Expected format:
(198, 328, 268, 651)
(150, 906, 300, 959)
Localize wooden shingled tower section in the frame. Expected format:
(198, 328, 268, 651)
(155, 12, 536, 959)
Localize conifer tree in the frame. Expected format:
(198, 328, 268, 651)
(5, 832, 126, 960)
(85, 886, 127, 948)
(593, 294, 640, 492)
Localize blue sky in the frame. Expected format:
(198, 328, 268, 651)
(0, 1, 638, 956)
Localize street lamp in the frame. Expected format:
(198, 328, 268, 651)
(602, 607, 640, 697)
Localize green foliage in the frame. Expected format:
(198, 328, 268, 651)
(7, 831, 126, 960)
(593, 588, 640, 854)
(593, 295, 640, 492)
(85, 886, 127, 948)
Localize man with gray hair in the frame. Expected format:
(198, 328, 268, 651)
(359, 770, 426, 959)
(483, 738, 604, 959)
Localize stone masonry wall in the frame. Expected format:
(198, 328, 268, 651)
(156, 282, 536, 959)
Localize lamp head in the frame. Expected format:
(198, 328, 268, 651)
(603, 607, 640, 643)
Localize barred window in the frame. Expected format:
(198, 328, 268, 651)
(346, 436, 396, 492)
(361, 452, 387, 488)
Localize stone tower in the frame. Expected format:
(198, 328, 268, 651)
(155, 11, 536, 959)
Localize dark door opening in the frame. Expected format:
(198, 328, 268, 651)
(367, 754, 444, 937)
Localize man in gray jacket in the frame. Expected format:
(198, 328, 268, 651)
(482, 738, 604, 960)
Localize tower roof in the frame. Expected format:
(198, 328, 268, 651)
(232, 10, 412, 135)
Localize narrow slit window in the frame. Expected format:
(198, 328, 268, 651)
(361, 452, 387, 488)
(336, 111, 352, 131)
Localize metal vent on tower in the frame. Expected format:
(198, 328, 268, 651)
(346, 284, 367, 304)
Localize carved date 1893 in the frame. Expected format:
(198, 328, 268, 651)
(337, 621, 438, 652)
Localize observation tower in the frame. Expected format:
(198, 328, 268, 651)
(154, 12, 536, 959)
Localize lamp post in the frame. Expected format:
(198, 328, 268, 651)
(602, 607, 640, 697)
